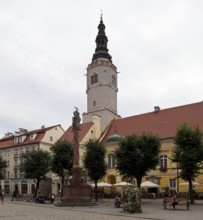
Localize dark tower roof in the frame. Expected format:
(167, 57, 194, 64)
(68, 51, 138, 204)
(92, 16, 112, 62)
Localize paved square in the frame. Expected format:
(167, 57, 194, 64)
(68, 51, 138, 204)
(1, 197, 203, 220)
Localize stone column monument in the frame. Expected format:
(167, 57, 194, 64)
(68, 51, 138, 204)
(56, 108, 94, 206)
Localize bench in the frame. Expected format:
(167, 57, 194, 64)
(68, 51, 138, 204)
(163, 197, 190, 210)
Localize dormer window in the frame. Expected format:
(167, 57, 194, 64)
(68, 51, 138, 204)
(14, 137, 18, 144)
(91, 73, 98, 84)
(30, 133, 37, 141)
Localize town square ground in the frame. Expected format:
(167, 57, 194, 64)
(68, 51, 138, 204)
(1, 197, 203, 220)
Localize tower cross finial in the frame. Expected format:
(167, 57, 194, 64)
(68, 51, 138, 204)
(100, 10, 103, 21)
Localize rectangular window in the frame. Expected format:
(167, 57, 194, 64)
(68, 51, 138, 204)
(14, 158, 18, 166)
(91, 74, 98, 84)
(14, 170, 17, 179)
(30, 134, 34, 141)
(160, 155, 167, 168)
(169, 179, 176, 188)
(18, 136, 22, 143)
(108, 154, 116, 168)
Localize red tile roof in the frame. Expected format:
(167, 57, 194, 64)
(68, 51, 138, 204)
(60, 122, 93, 143)
(0, 125, 61, 149)
(102, 102, 203, 142)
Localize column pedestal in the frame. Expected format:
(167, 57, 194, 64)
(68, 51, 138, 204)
(55, 167, 95, 207)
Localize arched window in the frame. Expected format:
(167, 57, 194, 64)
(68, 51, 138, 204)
(93, 100, 96, 107)
(112, 75, 117, 87)
(102, 70, 109, 85)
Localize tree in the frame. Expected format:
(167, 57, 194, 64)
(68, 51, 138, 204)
(0, 156, 7, 179)
(50, 140, 73, 196)
(115, 133, 161, 188)
(20, 149, 51, 197)
(172, 123, 203, 204)
(170, 142, 182, 193)
(83, 139, 107, 202)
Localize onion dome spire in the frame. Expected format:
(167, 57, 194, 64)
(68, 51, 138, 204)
(92, 15, 112, 62)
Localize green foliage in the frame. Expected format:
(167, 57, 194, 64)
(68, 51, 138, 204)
(115, 133, 160, 188)
(20, 149, 51, 197)
(123, 188, 142, 213)
(173, 123, 203, 204)
(0, 156, 7, 179)
(20, 149, 51, 179)
(50, 140, 73, 182)
(174, 123, 203, 180)
(83, 139, 107, 201)
(171, 145, 182, 163)
(83, 139, 107, 181)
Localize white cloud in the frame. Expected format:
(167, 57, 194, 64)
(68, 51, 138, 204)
(1, 0, 203, 137)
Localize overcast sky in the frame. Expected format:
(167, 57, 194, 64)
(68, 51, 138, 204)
(1, 0, 203, 138)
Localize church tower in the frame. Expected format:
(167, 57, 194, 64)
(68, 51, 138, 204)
(83, 16, 121, 131)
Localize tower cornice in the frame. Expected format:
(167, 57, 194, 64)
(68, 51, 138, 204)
(87, 59, 117, 71)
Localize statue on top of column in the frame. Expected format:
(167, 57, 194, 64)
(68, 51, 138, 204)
(72, 107, 81, 131)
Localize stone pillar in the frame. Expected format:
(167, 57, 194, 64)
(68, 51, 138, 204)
(73, 130, 79, 167)
(56, 108, 95, 207)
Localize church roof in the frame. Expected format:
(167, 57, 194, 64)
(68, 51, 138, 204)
(60, 122, 93, 144)
(102, 101, 203, 142)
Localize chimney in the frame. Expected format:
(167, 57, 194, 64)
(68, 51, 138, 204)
(4, 132, 14, 137)
(19, 128, 27, 134)
(154, 106, 160, 113)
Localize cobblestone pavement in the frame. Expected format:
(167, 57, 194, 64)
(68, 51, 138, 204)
(1, 197, 203, 220)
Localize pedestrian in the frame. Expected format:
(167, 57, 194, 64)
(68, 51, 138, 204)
(50, 193, 55, 204)
(114, 193, 121, 208)
(0, 190, 4, 204)
(11, 190, 17, 201)
(170, 191, 177, 208)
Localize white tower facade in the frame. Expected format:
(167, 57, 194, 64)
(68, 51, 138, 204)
(83, 17, 121, 131)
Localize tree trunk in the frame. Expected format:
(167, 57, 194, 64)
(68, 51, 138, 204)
(95, 180, 98, 202)
(35, 178, 40, 198)
(61, 176, 64, 198)
(136, 177, 142, 190)
(188, 179, 194, 204)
